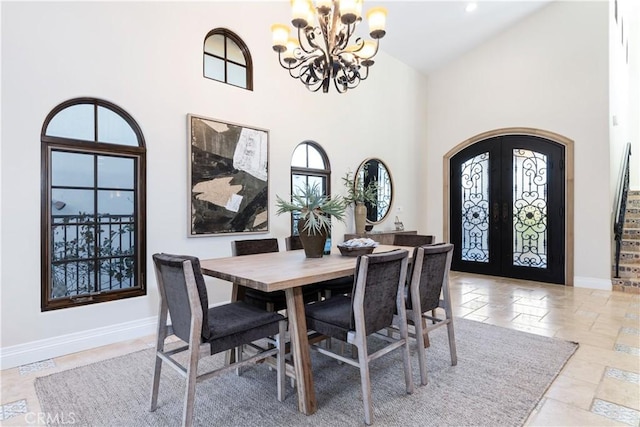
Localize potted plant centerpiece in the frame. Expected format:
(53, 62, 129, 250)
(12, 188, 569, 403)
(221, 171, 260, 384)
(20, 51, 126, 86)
(342, 170, 378, 234)
(276, 182, 347, 258)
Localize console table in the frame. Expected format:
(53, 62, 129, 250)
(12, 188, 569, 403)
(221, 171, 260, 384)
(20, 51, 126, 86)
(344, 230, 417, 245)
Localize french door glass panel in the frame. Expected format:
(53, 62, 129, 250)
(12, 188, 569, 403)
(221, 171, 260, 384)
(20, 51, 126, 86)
(460, 152, 490, 263)
(512, 149, 548, 269)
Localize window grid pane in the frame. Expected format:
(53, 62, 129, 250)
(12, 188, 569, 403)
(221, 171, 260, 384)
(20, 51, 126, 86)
(226, 38, 245, 64)
(227, 62, 247, 88)
(204, 34, 224, 56)
(204, 55, 225, 81)
(43, 98, 145, 310)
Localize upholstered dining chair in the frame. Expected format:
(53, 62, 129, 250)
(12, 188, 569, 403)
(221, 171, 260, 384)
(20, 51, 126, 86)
(231, 238, 287, 312)
(285, 235, 354, 299)
(405, 243, 456, 385)
(392, 233, 435, 247)
(305, 249, 414, 425)
(150, 253, 287, 427)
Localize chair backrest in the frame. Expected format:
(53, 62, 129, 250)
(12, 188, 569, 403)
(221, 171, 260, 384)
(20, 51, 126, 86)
(285, 235, 303, 251)
(393, 234, 435, 247)
(409, 243, 454, 312)
(231, 238, 279, 256)
(351, 249, 409, 336)
(152, 253, 210, 342)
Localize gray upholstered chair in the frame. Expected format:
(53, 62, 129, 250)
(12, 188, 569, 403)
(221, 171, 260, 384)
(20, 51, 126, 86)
(405, 243, 456, 385)
(150, 253, 287, 427)
(305, 249, 414, 425)
(285, 235, 354, 299)
(393, 233, 435, 246)
(231, 238, 288, 312)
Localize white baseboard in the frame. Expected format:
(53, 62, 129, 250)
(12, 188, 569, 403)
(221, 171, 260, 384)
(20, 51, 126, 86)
(573, 276, 612, 291)
(0, 316, 158, 370)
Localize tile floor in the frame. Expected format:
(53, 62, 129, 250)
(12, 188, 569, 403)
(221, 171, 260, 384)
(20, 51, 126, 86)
(1, 272, 639, 426)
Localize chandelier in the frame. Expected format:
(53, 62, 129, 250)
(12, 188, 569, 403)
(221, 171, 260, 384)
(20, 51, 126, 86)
(271, 0, 388, 93)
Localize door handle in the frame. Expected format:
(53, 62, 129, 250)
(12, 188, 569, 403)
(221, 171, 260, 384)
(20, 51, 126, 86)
(502, 202, 509, 223)
(492, 202, 499, 224)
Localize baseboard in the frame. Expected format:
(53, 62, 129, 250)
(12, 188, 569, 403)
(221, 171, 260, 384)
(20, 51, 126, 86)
(0, 316, 158, 370)
(573, 276, 612, 291)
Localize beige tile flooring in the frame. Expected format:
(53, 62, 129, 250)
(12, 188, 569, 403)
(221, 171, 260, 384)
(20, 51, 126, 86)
(1, 272, 639, 426)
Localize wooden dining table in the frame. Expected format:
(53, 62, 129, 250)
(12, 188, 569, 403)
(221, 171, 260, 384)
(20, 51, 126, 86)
(199, 244, 409, 415)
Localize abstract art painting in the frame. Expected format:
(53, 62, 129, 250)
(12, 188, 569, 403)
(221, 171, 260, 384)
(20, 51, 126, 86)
(188, 114, 268, 236)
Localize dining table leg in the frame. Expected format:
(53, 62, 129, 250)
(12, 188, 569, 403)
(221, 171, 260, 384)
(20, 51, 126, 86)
(285, 287, 317, 415)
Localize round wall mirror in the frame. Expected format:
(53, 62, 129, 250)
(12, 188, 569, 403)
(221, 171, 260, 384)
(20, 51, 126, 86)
(356, 158, 393, 224)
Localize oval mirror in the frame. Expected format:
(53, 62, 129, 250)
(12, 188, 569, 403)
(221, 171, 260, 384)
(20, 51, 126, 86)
(356, 158, 393, 224)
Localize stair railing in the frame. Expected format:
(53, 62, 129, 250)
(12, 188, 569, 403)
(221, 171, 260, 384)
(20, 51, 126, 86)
(613, 142, 632, 278)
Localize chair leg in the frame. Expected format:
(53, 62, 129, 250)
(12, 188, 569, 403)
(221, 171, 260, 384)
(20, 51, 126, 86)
(182, 347, 199, 427)
(355, 336, 374, 426)
(150, 303, 168, 412)
(235, 345, 244, 376)
(446, 317, 457, 366)
(276, 321, 286, 402)
(414, 313, 428, 386)
(421, 318, 430, 348)
(149, 354, 163, 411)
(399, 318, 415, 394)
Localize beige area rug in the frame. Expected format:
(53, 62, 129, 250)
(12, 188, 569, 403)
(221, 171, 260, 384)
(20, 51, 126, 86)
(35, 318, 578, 426)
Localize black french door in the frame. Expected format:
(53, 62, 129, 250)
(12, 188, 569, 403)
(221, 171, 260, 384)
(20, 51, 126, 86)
(450, 135, 565, 284)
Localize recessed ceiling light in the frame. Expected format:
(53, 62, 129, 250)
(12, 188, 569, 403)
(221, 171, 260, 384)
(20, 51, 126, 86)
(466, 2, 478, 13)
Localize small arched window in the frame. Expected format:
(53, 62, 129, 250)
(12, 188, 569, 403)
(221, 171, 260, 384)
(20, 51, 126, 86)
(290, 141, 331, 235)
(203, 28, 253, 90)
(41, 98, 146, 311)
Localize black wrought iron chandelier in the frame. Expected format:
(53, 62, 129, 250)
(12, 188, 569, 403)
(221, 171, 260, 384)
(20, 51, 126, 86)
(271, 0, 387, 94)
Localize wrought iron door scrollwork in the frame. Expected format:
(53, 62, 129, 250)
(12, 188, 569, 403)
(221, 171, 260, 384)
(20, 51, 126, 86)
(512, 149, 548, 268)
(461, 152, 489, 263)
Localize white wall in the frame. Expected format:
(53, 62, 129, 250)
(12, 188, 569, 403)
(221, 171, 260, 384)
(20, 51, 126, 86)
(0, 1, 426, 367)
(422, 1, 611, 286)
(610, 0, 640, 196)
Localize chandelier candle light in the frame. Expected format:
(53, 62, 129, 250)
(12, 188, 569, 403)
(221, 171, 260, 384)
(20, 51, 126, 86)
(271, 0, 388, 93)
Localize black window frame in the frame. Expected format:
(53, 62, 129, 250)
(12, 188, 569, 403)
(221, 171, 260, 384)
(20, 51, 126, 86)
(203, 28, 253, 91)
(41, 97, 147, 311)
(290, 141, 331, 235)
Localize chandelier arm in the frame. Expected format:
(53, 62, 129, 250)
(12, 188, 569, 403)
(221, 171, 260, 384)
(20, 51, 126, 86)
(297, 27, 324, 56)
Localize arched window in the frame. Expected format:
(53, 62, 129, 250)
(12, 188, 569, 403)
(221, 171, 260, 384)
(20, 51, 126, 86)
(290, 141, 331, 235)
(203, 28, 253, 90)
(41, 98, 147, 311)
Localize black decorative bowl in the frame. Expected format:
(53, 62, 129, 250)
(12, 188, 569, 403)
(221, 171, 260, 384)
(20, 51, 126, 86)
(337, 245, 375, 257)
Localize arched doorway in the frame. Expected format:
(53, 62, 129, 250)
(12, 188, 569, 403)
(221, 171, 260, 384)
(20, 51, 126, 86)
(444, 128, 574, 285)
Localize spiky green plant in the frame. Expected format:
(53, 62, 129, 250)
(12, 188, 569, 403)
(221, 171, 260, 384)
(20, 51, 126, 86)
(342, 170, 379, 206)
(276, 182, 346, 235)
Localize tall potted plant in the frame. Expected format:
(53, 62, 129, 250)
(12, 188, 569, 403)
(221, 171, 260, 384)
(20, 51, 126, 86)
(342, 171, 378, 234)
(276, 182, 347, 258)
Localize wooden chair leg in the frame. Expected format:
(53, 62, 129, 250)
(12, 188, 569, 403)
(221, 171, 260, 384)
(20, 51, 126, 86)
(446, 316, 457, 366)
(149, 354, 163, 411)
(235, 345, 244, 376)
(183, 347, 199, 427)
(415, 313, 428, 386)
(355, 337, 373, 426)
(150, 303, 168, 412)
(421, 317, 431, 348)
(277, 320, 286, 402)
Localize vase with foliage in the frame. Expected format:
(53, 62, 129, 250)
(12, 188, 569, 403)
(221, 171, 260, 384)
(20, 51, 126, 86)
(342, 171, 378, 234)
(276, 182, 346, 258)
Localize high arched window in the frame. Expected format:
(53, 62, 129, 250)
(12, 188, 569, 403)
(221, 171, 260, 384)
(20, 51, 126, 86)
(290, 141, 331, 235)
(41, 98, 147, 311)
(203, 28, 253, 90)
